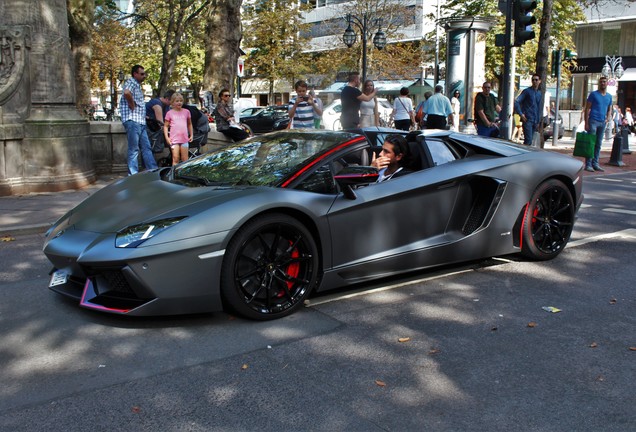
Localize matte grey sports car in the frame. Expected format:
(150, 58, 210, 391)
(44, 129, 583, 320)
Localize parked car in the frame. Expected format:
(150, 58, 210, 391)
(322, 98, 393, 130)
(93, 109, 107, 121)
(543, 111, 565, 140)
(44, 128, 583, 320)
(240, 107, 264, 118)
(240, 105, 290, 133)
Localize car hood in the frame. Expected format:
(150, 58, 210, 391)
(64, 171, 242, 233)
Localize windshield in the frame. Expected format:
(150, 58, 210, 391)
(173, 131, 358, 187)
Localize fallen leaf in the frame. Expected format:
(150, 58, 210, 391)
(131, 406, 141, 413)
(491, 326, 498, 331)
(241, 364, 249, 370)
(589, 342, 598, 348)
(398, 337, 411, 343)
(375, 380, 386, 387)
(527, 321, 537, 328)
(609, 298, 617, 305)
(428, 348, 441, 355)
(1, 236, 15, 242)
(595, 375, 605, 382)
(629, 347, 636, 351)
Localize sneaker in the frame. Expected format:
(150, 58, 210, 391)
(593, 165, 605, 172)
(585, 166, 595, 172)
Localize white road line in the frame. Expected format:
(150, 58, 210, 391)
(568, 228, 636, 248)
(596, 178, 623, 182)
(580, 204, 592, 208)
(308, 229, 636, 307)
(603, 208, 636, 215)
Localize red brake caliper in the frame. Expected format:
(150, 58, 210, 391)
(278, 244, 300, 297)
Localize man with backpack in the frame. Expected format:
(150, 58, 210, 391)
(474, 81, 502, 137)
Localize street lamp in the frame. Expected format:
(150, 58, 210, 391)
(601, 55, 624, 79)
(342, 13, 386, 83)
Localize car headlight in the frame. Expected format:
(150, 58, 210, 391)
(115, 217, 186, 248)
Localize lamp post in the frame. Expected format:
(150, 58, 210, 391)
(342, 13, 387, 83)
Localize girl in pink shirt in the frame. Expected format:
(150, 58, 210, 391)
(163, 92, 193, 165)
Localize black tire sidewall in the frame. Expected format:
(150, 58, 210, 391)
(220, 213, 319, 320)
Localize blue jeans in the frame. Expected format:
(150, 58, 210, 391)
(522, 121, 538, 145)
(586, 119, 605, 168)
(477, 124, 499, 138)
(123, 120, 158, 175)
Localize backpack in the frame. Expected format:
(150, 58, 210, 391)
(414, 101, 425, 124)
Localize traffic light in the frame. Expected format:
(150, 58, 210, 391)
(513, 0, 537, 47)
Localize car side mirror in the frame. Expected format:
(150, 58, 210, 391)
(334, 166, 379, 199)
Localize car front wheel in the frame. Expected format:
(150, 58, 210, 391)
(221, 214, 319, 320)
(521, 179, 575, 260)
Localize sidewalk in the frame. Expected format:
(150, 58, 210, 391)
(1, 134, 634, 237)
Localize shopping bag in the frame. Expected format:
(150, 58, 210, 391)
(573, 132, 595, 158)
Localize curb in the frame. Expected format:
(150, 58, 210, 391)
(0, 223, 51, 237)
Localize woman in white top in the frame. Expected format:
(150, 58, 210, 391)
(450, 90, 461, 131)
(391, 87, 415, 131)
(359, 80, 379, 127)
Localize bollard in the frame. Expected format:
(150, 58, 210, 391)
(621, 126, 632, 154)
(608, 132, 625, 166)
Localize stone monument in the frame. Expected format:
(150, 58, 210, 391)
(0, 0, 95, 196)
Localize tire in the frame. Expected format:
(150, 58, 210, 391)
(521, 179, 574, 260)
(221, 214, 319, 320)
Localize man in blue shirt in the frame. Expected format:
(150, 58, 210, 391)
(514, 73, 543, 145)
(120, 65, 158, 175)
(584, 76, 613, 172)
(423, 84, 453, 129)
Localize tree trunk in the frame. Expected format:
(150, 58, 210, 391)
(67, 0, 95, 118)
(204, 0, 243, 99)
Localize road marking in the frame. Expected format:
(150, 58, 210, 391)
(596, 178, 623, 182)
(603, 208, 636, 215)
(568, 228, 636, 248)
(306, 258, 512, 307)
(580, 204, 592, 208)
(308, 229, 636, 308)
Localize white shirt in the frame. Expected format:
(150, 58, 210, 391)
(393, 97, 413, 121)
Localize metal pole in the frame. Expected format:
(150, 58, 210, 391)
(434, 0, 440, 86)
(500, 0, 514, 140)
(361, 14, 368, 83)
(552, 49, 562, 147)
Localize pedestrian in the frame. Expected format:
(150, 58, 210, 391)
(120, 64, 158, 175)
(288, 80, 322, 129)
(359, 80, 380, 127)
(474, 81, 502, 137)
(309, 88, 323, 129)
(625, 107, 634, 133)
(584, 76, 613, 172)
(213, 89, 249, 142)
(340, 72, 377, 129)
(450, 90, 461, 131)
(423, 84, 453, 130)
(613, 105, 623, 134)
(163, 92, 193, 166)
(391, 87, 415, 131)
(514, 73, 543, 145)
(146, 89, 174, 130)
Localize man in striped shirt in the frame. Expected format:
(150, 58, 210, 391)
(288, 80, 322, 129)
(120, 65, 158, 175)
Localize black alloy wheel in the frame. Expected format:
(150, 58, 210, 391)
(521, 179, 575, 260)
(221, 213, 319, 320)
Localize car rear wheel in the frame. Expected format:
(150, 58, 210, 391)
(221, 214, 319, 320)
(521, 179, 574, 260)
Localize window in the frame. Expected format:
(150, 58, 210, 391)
(427, 139, 457, 166)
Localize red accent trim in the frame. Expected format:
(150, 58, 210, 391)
(281, 136, 367, 188)
(519, 203, 529, 250)
(80, 279, 131, 314)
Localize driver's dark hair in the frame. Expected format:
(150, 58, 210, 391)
(385, 134, 410, 166)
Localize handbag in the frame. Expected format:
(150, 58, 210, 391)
(573, 132, 596, 158)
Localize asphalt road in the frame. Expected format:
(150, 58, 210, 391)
(0, 172, 635, 431)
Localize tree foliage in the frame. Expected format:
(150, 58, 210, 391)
(242, 0, 311, 103)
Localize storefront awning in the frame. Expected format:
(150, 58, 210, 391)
(618, 68, 636, 81)
(241, 79, 290, 95)
(321, 79, 419, 93)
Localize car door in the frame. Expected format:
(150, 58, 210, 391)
(326, 141, 469, 280)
